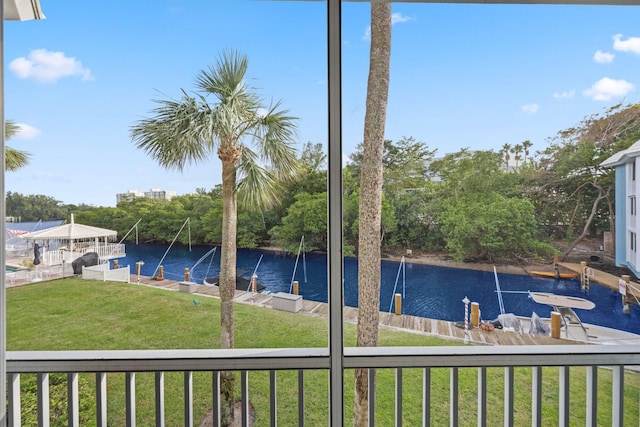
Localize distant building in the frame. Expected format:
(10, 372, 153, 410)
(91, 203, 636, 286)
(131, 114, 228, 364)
(116, 190, 145, 203)
(144, 188, 177, 200)
(601, 140, 640, 277)
(116, 188, 176, 204)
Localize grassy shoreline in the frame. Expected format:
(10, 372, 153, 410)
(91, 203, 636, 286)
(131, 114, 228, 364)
(8, 279, 638, 425)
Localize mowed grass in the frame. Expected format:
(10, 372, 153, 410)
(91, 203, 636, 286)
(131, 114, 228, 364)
(7, 279, 640, 426)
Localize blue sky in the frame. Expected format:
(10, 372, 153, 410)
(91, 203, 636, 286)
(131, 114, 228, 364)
(5, 1, 640, 207)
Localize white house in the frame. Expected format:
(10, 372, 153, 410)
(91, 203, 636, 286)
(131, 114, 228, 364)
(601, 140, 640, 277)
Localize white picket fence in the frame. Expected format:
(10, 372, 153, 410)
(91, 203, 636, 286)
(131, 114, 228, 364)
(82, 264, 130, 283)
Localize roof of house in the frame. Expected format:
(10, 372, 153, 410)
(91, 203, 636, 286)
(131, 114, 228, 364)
(601, 139, 640, 168)
(19, 214, 116, 241)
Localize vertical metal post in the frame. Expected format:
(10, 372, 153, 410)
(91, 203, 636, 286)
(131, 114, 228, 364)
(126, 372, 136, 427)
(67, 372, 79, 427)
(0, 2, 6, 424)
(532, 366, 542, 427)
(241, 371, 249, 427)
(559, 366, 569, 427)
(450, 368, 458, 427)
(298, 369, 305, 426)
(37, 373, 50, 427)
(184, 371, 193, 427)
(585, 365, 597, 427)
(612, 366, 624, 427)
(155, 371, 165, 427)
(96, 372, 107, 427)
(477, 367, 487, 427)
(327, 0, 344, 426)
(7, 373, 20, 427)
(396, 368, 403, 427)
(504, 367, 514, 427)
(368, 368, 375, 426)
(212, 371, 221, 427)
(423, 368, 431, 427)
(269, 370, 277, 427)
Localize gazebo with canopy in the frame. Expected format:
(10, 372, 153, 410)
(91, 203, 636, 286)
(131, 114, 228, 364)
(19, 214, 126, 265)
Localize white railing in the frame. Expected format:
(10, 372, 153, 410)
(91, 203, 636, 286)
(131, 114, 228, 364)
(6, 345, 640, 426)
(42, 244, 126, 266)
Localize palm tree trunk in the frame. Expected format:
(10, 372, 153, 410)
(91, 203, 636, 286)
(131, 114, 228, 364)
(354, 3, 391, 426)
(220, 158, 238, 426)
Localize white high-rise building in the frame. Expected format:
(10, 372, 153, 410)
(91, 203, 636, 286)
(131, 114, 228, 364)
(116, 188, 176, 203)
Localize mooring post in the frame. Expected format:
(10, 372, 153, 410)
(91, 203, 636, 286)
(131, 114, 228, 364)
(395, 293, 403, 315)
(621, 275, 631, 314)
(551, 311, 561, 339)
(471, 302, 479, 327)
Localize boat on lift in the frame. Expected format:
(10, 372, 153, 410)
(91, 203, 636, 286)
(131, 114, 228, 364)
(525, 292, 594, 341)
(492, 267, 595, 342)
(491, 292, 595, 341)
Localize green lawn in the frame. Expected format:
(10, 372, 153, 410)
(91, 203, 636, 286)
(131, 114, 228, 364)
(7, 279, 639, 426)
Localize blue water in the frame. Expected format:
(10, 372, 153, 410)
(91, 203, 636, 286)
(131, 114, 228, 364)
(119, 243, 640, 335)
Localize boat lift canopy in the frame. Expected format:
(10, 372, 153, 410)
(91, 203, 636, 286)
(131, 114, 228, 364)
(529, 292, 595, 311)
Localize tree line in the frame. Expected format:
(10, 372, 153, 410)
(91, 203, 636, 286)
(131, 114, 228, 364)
(7, 103, 640, 264)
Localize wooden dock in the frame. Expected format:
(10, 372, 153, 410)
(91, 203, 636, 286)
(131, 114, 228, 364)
(6, 270, 599, 345)
(131, 275, 581, 346)
(557, 262, 640, 307)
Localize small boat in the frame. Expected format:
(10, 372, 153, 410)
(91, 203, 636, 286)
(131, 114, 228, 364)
(529, 270, 578, 280)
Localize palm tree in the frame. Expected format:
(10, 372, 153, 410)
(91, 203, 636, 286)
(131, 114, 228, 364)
(130, 49, 298, 426)
(354, 3, 391, 426)
(5, 120, 30, 171)
(512, 143, 523, 170)
(501, 143, 511, 170)
(522, 139, 533, 164)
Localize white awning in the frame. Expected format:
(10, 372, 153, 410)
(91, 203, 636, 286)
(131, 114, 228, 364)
(20, 214, 117, 241)
(4, 0, 45, 21)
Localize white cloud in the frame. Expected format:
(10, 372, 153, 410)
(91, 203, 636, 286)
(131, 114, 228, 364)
(363, 28, 371, 41)
(392, 13, 412, 25)
(363, 12, 412, 41)
(34, 170, 65, 180)
(583, 77, 634, 101)
(521, 103, 539, 115)
(594, 50, 615, 64)
(9, 49, 94, 83)
(613, 34, 640, 55)
(553, 90, 575, 100)
(13, 123, 41, 139)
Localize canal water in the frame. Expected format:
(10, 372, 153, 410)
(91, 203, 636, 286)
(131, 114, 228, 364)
(117, 243, 640, 335)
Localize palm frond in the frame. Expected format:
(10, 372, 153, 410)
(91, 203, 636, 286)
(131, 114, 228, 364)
(5, 120, 19, 140)
(195, 49, 250, 103)
(252, 101, 299, 179)
(5, 120, 31, 171)
(6, 146, 30, 171)
(130, 91, 216, 171)
(236, 147, 281, 209)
